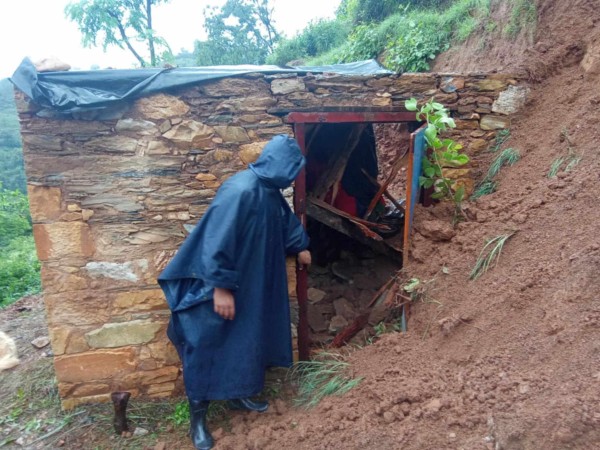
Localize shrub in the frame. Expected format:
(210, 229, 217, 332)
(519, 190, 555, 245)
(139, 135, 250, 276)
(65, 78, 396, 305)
(0, 185, 41, 307)
(338, 24, 389, 62)
(385, 20, 448, 72)
(0, 236, 41, 306)
(268, 18, 351, 65)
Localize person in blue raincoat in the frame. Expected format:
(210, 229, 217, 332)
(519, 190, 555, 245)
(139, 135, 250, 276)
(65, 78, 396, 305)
(158, 135, 311, 450)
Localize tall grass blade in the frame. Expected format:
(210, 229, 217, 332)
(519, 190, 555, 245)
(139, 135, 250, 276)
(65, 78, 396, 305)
(487, 148, 521, 179)
(291, 353, 363, 408)
(470, 232, 516, 280)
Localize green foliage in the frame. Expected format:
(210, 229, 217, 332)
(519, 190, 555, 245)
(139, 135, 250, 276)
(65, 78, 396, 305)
(167, 399, 227, 428)
(311, 0, 490, 73)
(65, 0, 172, 67)
(470, 232, 515, 280)
(0, 237, 41, 306)
(405, 98, 469, 214)
(268, 19, 351, 66)
(385, 18, 448, 72)
(0, 186, 40, 307)
(337, 0, 401, 25)
(292, 353, 363, 408)
(0, 187, 31, 246)
(195, 0, 279, 65)
(167, 400, 190, 427)
(505, 0, 537, 39)
(338, 24, 389, 62)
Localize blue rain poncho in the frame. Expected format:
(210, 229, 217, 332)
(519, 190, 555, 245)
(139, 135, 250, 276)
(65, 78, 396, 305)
(158, 135, 309, 401)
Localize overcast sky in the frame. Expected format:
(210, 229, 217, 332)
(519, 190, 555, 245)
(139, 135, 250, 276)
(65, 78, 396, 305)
(0, 0, 340, 79)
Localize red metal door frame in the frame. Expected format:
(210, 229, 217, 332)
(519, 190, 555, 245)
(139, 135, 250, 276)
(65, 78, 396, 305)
(290, 111, 419, 361)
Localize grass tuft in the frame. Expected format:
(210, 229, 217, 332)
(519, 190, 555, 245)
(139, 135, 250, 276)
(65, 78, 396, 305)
(470, 232, 516, 280)
(291, 352, 363, 408)
(548, 154, 581, 178)
(487, 148, 521, 179)
(488, 129, 510, 153)
(471, 179, 497, 200)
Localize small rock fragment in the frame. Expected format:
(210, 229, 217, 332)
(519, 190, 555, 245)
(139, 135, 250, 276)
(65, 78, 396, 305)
(31, 336, 50, 349)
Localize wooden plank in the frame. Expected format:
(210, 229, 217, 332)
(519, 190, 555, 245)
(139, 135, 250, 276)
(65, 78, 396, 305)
(293, 123, 310, 362)
(280, 110, 418, 123)
(306, 202, 402, 262)
(360, 169, 405, 211)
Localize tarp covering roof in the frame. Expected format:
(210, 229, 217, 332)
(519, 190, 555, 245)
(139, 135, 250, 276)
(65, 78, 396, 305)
(10, 58, 392, 113)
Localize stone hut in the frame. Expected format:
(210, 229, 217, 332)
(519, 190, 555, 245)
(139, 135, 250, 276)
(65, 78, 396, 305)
(12, 59, 527, 408)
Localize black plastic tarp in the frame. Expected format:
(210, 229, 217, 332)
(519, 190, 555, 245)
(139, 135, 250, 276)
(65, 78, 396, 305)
(10, 58, 392, 113)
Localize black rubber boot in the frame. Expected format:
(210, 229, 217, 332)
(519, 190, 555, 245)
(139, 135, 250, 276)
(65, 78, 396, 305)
(189, 400, 213, 450)
(227, 398, 269, 413)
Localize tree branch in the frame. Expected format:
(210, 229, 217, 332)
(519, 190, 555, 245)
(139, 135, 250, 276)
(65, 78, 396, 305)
(107, 10, 147, 67)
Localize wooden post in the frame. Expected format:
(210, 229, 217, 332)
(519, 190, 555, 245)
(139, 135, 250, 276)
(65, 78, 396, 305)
(294, 123, 310, 361)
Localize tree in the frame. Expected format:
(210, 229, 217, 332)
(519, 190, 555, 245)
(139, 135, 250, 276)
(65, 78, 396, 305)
(195, 0, 280, 66)
(65, 0, 172, 67)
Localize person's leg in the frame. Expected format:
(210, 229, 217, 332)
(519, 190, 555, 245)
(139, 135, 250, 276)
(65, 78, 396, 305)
(189, 400, 213, 450)
(168, 309, 217, 449)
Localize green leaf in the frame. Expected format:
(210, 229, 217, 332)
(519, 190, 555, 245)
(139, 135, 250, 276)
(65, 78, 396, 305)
(419, 177, 434, 188)
(440, 116, 456, 128)
(454, 154, 470, 165)
(424, 167, 436, 177)
(405, 98, 418, 111)
(424, 125, 437, 143)
(453, 185, 465, 203)
(432, 102, 445, 110)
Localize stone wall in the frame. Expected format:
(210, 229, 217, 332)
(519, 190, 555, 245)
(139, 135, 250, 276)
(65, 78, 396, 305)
(15, 70, 526, 408)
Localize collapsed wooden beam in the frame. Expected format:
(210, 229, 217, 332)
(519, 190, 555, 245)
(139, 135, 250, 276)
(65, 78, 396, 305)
(363, 148, 409, 219)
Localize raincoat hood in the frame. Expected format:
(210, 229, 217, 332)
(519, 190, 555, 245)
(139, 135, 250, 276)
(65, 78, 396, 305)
(249, 135, 305, 189)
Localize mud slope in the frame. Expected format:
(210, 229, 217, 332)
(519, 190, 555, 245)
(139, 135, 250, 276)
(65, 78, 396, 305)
(215, 0, 600, 448)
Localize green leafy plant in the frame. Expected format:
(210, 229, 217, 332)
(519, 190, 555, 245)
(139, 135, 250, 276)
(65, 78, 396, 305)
(338, 24, 387, 62)
(385, 15, 449, 72)
(470, 232, 516, 280)
(291, 353, 363, 408)
(405, 98, 470, 216)
(0, 184, 41, 307)
(167, 400, 227, 427)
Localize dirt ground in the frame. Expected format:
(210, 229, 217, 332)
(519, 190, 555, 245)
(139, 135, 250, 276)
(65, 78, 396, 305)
(2, 0, 600, 448)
